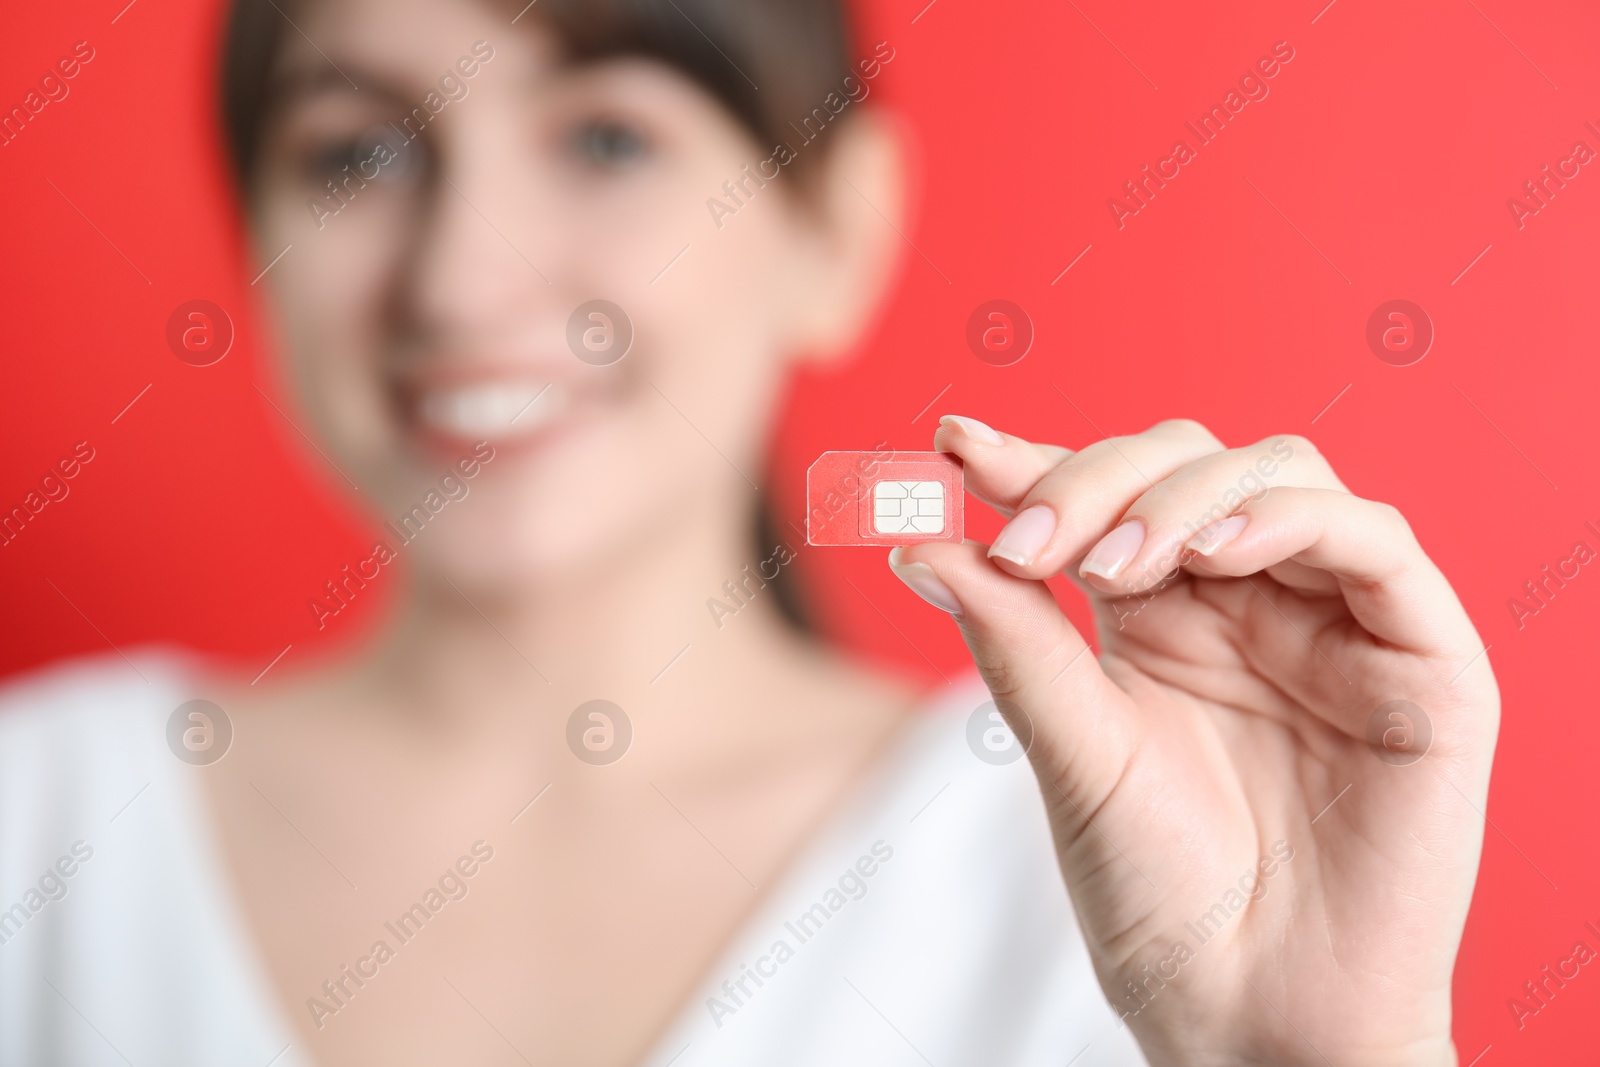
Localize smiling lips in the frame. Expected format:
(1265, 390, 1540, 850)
(403, 375, 573, 452)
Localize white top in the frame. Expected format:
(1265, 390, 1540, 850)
(0, 650, 1148, 1067)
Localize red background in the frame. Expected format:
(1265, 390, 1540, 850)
(2, 0, 1597, 1061)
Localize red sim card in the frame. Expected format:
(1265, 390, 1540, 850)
(806, 450, 964, 546)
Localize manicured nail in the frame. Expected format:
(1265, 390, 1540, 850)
(1186, 514, 1248, 556)
(938, 414, 1003, 446)
(988, 504, 1057, 567)
(1080, 520, 1146, 580)
(888, 547, 963, 615)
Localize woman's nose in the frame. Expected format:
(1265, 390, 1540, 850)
(402, 129, 567, 337)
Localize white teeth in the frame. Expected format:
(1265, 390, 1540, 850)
(416, 381, 569, 439)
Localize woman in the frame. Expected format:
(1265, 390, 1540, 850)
(0, 0, 1498, 1063)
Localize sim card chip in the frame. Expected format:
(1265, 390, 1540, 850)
(806, 450, 963, 546)
(873, 480, 945, 534)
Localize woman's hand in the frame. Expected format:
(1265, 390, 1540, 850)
(889, 416, 1498, 1067)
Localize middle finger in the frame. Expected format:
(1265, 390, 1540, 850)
(980, 418, 1228, 578)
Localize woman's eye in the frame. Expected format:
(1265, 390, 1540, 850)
(303, 129, 425, 184)
(306, 138, 365, 179)
(569, 119, 650, 170)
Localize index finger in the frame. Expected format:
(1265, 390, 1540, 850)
(934, 415, 1071, 519)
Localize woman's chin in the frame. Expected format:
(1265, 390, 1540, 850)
(408, 525, 613, 604)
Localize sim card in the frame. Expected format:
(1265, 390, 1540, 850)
(806, 450, 964, 546)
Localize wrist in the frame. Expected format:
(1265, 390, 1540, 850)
(1135, 1032, 1456, 1067)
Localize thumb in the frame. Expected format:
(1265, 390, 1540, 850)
(888, 540, 1138, 818)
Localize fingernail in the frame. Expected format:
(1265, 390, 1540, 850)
(988, 504, 1056, 567)
(938, 414, 1003, 446)
(888, 547, 963, 615)
(1080, 520, 1146, 580)
(1185, 514, 1248, 556)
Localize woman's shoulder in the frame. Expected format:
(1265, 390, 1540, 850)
(0, 645, 196, 727)
(0, 648, 208, 822)
(0, 648, 308, 1066)
(0, 647, 199, 801)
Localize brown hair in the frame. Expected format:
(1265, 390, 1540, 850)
(217, 0, 841, 632)
(219, 0, 856, 192)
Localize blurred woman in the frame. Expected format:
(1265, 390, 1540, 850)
(0, 0, 1497, 1064)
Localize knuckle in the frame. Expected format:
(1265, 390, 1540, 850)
(1375, 500, 1414, 540)
(1031, 442, 1076, 468)
(1271, 433, 1318, 460)
(1154, 417, 1220, 446)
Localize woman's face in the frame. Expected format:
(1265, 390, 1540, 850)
(250, 0, 881, 590)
